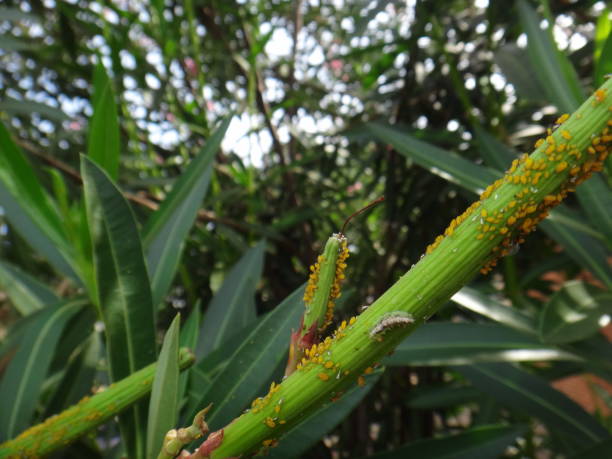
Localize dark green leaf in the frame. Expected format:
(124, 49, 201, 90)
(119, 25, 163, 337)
(407, 384, 482, 410)
(571, 437, 612, 459)
(364, 122, 499, 193)
(574, 175, 612, 247)
(178, 305, 201, 407)
(0, 260, 59, 315)
(191, 286, 303, 429)
(143, 117, 231, 306)
(472, 125, 516, 171)
(456, 363, 609, 448)
(0, 97, 69, 121)
(539, 280, 612, 344)
(87, 65, 120, 180)
(385, 322, 578, 366)
(0, 121, 77, 280)
(0, 300, 84, 441)
(494, 44, 547, 102)
(196, 240, 265, 358)
(517, 0, 584, 112)
(594, 10, 612, 87)
(81, 155, 156, 458)
(368, 424, 528, 459)
(147, 314, 181, 458)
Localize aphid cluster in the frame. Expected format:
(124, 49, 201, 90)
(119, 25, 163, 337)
(425, 88, 611, 275)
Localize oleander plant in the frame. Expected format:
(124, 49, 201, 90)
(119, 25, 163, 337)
(1, 1, 611, 458)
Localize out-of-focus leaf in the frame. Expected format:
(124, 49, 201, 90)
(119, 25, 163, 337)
(594, 9, 612, 87)
(539, 280, 612, 344)
(574, 175, 612, 247)
(472, 125, 516, 171)
(178, 305, 201, 407)
(147, 314, 181, 459)
(365, 122, 612, 288)
(0, 260, 59, 315)
(0, 7, 41, 22)
(87, 64, 119, 180)
(0, 35, 35, 51)
(539, 219, 612, 288)
(190, 286, 303, 429)
(457, 363, 609, 449)
(268, 371, 382, 458)
(364, 122, 499, 193)
(0, 97, 69, 121)
(406, 384, 482, 410)
(184, 322, 256, 421)
(81, 156, 156, 459)
(570, 437, 612, 459)
(196, 240, 265, 359)
(495, 44, 547, 102)
(385, 322, 578, 366)
(44, 333, 101, 417)
(0, 300, 84, 441)
(143, 117, 231, 306)
(451, 287, 536, 334)
(368, 424, 528, 459)
(517, 0, 584, 112)
(0, 122, 76, 280)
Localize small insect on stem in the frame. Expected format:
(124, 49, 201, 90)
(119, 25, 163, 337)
(369, 311, 415, 341)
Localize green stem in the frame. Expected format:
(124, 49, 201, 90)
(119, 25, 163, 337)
(0, 348, 195, 457)
(203, 80, 612, 457)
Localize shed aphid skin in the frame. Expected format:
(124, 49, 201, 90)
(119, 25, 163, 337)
(369, 311, 415, 341)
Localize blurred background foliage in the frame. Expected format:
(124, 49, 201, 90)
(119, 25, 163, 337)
(0, 0, 611, 457)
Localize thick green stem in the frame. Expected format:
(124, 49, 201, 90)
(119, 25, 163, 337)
(205, 80, 612, 458)
(0, 348, 195, 458)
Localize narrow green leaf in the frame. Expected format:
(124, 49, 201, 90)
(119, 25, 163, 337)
(0, 7, 41, 22)
(44, 333, 101, 417)
(147, 314, 181, 458)
(177, 305, 201, 408)
(0, 300, 84, 441)
(0, 122, 76, 280)
(570, 437, 612, 459)
(456, 363, 609, 448)
(538, 280, 612, 344)
(574, 175, 612, 247)
(385, 322, 579, 367)
(451, 287, 537, 334)
(367, 424, 528, 459)
(81, 155, 156, 458)
(473, 125, 516, 171)
(196, 240, 266, 358)
(517, 0, 584, 112)
(0, 97, 69, 121)
(0, 260, 59, 315)
(364, 122, 500, 193)
(87, 65, 120, 180)
(190, 286, 304, 429)
(594, 25, 612, 87)
(539, 219, 612, 288)
(494, 44, 547, 102)
(268, 371, 382, 458)
(143, 117, 231, 306)
(0, 35, 35, 51)
(407, 384, 482, 410)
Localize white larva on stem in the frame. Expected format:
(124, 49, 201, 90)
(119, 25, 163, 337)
(369, 311, 415, 341)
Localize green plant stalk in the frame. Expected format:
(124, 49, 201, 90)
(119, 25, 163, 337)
(0, 348, 195, 458)
(285, 234, 348, 376)
(201, 80, 612, 458)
